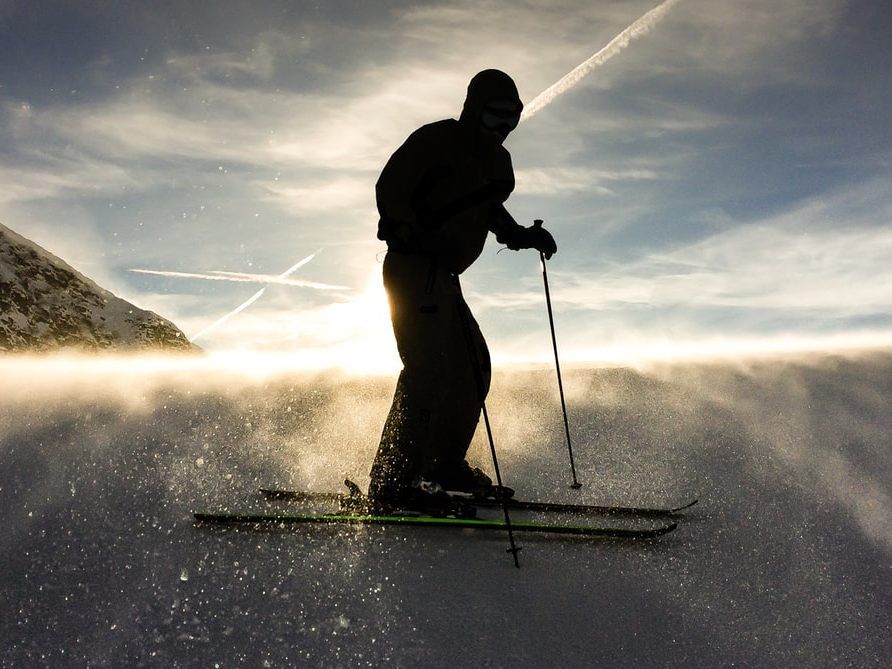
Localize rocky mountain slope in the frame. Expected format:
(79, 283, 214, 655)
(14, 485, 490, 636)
(0, 222, 196, 352)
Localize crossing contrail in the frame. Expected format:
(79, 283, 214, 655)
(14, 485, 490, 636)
(130, 268, 347, 290)
(189, 250, 324, 342)
(521, 0, 681, 121)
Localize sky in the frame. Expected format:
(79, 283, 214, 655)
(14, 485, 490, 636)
(1, 0, 891, 371)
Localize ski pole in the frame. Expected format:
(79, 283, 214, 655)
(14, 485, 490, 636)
(480, 402, 522, 567)
(454, 284, 522, 567)
(534, 219, 581, 489)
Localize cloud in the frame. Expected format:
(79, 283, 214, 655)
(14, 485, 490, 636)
(662, 0, 846, 81)
(514, 166, 662, 195)
(2, 0, 847, 206)
(255, 175, 376, 215)
(479, 180, 892, 318)
(163, 33, 288, 83)
(0, 152, 139, 204)
(10, 33, 467, 176)
(21, 95, 265, 165)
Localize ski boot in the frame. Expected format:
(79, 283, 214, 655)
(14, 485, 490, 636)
(429, 461, 515, 501)
(367, 477, 476, 518)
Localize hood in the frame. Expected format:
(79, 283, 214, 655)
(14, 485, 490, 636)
(459, 69, 523, 125)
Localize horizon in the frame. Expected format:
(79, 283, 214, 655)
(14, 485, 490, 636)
(2, 339, 890, 383)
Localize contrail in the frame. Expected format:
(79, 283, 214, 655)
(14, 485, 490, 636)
(189, 250, 323, 342)
(130, 268, 348, 290)
(190, 288, 267, 342)
(521, 0, 681, 121)
(209, 270, 348, 290)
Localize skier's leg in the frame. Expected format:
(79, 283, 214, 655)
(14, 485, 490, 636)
(369, 252, 452, 500)
(368, 368, 425, 498)
(423, 283, 494, 487)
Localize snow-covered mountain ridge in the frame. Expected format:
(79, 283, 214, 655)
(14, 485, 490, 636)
(0, 222, 196, 352)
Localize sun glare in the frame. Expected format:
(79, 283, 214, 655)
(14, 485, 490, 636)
(196, 268, 400, 376)
(300, 270, 400, 375)
(0, 330, 889, 395)
(183, 267, 402, 376)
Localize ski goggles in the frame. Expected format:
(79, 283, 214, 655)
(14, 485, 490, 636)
(480, 101, 522, 137)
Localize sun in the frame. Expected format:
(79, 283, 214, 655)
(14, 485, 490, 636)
(181, 265, 401, 377)
(316, 270, 401, 375)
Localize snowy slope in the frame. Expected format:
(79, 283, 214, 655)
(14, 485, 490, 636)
(1, 353, 890, 667)
(0, 222, 195, 352)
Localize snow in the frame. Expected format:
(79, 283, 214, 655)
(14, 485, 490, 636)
(1, 352, 891, 666)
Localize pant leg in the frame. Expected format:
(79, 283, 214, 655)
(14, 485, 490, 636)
(427, 281, 492, 471)
(369, 253, 491, 497)
(369, 252, 457, 496)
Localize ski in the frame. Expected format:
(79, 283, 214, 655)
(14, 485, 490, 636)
(194, 511, 677, 539)
(459, 495, 697, 517)
(258, 486, 697, 518)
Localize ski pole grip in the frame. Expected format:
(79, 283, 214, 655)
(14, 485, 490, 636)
(533, 219, 546, 265)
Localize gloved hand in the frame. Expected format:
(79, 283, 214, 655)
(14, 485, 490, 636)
(507, 221, 557, 259)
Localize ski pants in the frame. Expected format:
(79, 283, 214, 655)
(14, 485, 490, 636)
(369, 251, 491, 497)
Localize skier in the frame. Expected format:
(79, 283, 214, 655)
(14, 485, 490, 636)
(369, 69, 557, 509)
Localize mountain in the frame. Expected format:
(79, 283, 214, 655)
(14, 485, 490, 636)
(0, 222, 197, 352)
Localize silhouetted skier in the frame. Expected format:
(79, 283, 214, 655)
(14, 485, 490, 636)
(369, 69, 557, 508)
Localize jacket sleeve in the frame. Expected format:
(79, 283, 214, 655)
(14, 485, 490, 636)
(489, 203, 526, 245)
(375, 127, 436, 242)
(485, 148, 523, 243)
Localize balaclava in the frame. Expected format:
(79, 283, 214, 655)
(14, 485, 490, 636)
(459, 69, 523, 140)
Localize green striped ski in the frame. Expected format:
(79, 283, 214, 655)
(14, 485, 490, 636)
(193, 511, 677, 539)
(258, 487, 697, 518)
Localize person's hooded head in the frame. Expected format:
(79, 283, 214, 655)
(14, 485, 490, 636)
(459, 69, 523, 143)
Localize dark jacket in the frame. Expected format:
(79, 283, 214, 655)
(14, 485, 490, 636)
(376, 70, 525, 274)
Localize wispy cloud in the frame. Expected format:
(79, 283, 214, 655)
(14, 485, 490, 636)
(0, 152, 139, 205)
(477, 180, 892, 318)
(2, 0, 844, 209)
(514, 166, 662, 195)
(255, 175, 375, 215)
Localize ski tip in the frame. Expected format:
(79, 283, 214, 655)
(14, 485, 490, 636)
(671, 498, 698, 513)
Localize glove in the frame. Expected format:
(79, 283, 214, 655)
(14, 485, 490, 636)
(506, 222, 557, 259)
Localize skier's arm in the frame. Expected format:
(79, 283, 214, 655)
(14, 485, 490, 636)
(490, 204, 558, 259)
(489, 203, 524, 243)
(375, 129, 432, 243)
